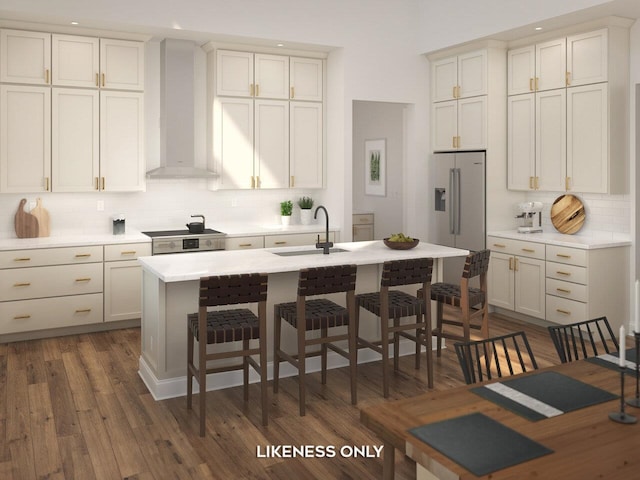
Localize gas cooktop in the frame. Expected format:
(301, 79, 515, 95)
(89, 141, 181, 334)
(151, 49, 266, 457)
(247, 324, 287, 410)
(142, 229, 224, 238)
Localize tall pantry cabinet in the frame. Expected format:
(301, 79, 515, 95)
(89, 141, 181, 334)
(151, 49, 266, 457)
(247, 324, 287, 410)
(0, 29, 145, 193)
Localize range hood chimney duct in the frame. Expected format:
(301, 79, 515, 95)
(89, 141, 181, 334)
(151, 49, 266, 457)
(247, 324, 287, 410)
(146, 38, 216, 178)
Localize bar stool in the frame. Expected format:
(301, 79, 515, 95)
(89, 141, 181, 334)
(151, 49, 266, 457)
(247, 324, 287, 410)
(355, 258, 434, 397)
(425, 249, 491, 357)
(186, 273, 268, 437)
(273, 264, 357, 416)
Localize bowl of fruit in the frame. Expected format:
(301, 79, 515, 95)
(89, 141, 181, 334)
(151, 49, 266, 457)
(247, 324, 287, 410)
(383, 233, 420, 250)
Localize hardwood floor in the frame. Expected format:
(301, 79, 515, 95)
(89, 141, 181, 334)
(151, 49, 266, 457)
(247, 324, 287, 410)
(0, 314, 561, 480)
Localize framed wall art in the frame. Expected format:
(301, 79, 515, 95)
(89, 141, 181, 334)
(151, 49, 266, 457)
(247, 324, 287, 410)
(364, 138, 386, 196)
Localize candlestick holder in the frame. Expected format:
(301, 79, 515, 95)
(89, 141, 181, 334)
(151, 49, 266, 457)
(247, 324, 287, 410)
(610, 366, 637, 424)
(625, 331, 640, 408)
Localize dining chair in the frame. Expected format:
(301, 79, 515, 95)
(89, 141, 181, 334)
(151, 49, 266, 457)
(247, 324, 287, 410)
(547, 316, 618, 363)
(186, 273, 269, 436)
(454, 331, 538, 385)
(273, 264, 358, 416)
(427, 249, 491, 357)
(355, 257, 434, 397)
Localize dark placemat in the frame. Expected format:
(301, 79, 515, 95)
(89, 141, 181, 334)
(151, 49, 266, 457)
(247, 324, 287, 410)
(409, 412, 553, 477)
(587, 348, 637, 374)
(471, 371, 618, 421)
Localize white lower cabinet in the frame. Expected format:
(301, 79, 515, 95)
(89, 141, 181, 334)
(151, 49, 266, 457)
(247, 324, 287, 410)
(352, 213, 374, 241)
(225, 236, 265, 250)
(103, 243, 150, 322)
(264, 231, 334, 248)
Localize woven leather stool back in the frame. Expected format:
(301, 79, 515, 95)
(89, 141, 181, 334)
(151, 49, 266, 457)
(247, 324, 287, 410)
(381, 258, 433, 288)
(462, 249, 491, 279)
(298, 265, 357, 297)
(199, 273, 268, 307)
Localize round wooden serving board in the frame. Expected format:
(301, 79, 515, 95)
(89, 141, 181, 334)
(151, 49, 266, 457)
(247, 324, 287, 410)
(551, 194, 585, 234)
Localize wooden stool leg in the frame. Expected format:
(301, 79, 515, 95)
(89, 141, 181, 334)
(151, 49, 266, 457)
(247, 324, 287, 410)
(381, 314, 390, 398)
(436, 301, 444, 358)
(393, 316, 400, 371)
(297, 321, 307, 416)
(348, 297, 358, 405)
(273, 307, 281, 394)
(424, 310, 433, 388)
(243, 338, 249, 402)
(415, 313, 421, 370)
(259, 305, 268, 427)
(321, 325, 328, 385)
(198, 338, 207, 437)
(187, 324, 194, 410)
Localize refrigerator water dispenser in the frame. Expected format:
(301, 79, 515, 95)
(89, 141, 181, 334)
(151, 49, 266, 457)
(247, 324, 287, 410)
(435, 188, 446, 211)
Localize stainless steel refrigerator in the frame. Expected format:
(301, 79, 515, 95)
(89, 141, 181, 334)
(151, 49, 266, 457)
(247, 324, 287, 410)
(431, 151, 486, 284)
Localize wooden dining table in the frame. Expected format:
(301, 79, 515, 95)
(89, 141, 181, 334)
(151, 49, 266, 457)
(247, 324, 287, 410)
(360, 358, 640, 479)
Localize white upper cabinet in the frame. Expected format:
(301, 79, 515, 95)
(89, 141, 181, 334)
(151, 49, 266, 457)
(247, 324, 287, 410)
(432, 96, 486, 151)
(290, 101, 323, 188)
(52, 34, 99, 88)
(566, 29, 607, 87)
(507, 46, 535, 96)
(535, 38, 566, 91)
(254, 99, 289, 188)
(290, 57, 323, 101)
(99, 39, 144, 91)
(216, 50, 254, 97)
(507, 94, 535, 190)
(432, 50, 486, 102)
(0, 29, 51, 85)
(214, 96, 254, 189)
(535, 88, 566, 191)
(254, 54, 289, 99)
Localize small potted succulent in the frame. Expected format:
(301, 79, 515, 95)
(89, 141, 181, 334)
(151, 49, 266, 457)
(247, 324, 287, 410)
(280, 200, 293, 226)
(298, 196, 314, 225)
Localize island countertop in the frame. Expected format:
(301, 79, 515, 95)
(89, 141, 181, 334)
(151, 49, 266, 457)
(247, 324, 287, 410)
(138, 240, 469, 283)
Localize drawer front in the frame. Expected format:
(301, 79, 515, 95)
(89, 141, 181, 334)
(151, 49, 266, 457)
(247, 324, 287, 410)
(0, 293, 103, 334)
(545, 261, 587, 284)
(0, 245, 103, 269)
(546, 245, 587, 267)
(104, 242, 151, 261)
(546, 295, 588, 325)
(353, 213, 374, 225)
(225, 236, 265, 250)
(265, 232, 335, 248)
(0, 263, 103, 301)
(487, 236, 545, 260)
(546, 278, 588, 303)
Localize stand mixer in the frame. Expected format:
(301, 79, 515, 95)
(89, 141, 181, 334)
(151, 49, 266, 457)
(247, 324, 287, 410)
(516, 202, 543, 233)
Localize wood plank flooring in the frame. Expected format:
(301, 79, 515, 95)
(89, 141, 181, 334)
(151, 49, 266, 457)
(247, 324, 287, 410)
(0, 314, 561, 479)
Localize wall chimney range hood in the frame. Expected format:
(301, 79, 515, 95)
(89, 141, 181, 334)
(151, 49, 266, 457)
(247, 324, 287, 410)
(146, 38, 216, 179)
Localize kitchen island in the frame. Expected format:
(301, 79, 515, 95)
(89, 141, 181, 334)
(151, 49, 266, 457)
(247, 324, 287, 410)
(138, 240, 468, 399)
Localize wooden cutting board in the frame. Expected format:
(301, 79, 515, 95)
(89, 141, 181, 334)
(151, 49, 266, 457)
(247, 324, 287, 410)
(551, 194, 585, 234)
(30, 198, 50, 237)
(14, 198, 39, 238)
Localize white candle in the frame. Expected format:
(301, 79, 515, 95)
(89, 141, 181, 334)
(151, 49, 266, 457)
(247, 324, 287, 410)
(619, 325, 626, 367)
(635, 279, 640, 333)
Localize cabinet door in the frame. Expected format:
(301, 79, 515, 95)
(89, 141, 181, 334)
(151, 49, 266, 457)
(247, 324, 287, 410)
(487, 252, 514, 310)
(567, 83, 608, 193)
(99, 39, 144, 91)
(536, 89, 566, 192)
(0, 85, 51, 193)
(214, 97, 254, 189)
(225, 236, 265, 250)
(353, 224, 374, 242)
(567, 29, 607, 87)
(535, 38, 566, 91)
(216, 50, 253, 97)
(290, 57, 323, 101)
(0, 29, 51, 85)
(52, 88, 100, 192)
(100, 91, 145, 191)
(290, 101, 323, 188)
(432, 100, 457, 151)
(507, 94, 535, 190)
(254, 54, 289, 99)
(104, 260, 143, 322)
(432, 56, 457, 102)
(255, 99, 289, 188)
(458, 50, 486, 98)
(457, 96, 486, 150)
(508, 46, 535, 96)
(514, 256, 546, 319)
(52, 34, 99, 88)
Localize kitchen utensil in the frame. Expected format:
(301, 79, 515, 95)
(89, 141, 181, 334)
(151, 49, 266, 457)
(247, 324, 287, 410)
(551, 194, 585, 234)
(186, 214, 206, 233)
(383, 237, 420, 250)
(30, 198, 50, 237)
(14, 198, 39, 238)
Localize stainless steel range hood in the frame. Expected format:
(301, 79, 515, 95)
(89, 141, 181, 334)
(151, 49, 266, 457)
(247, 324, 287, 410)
(146, 38, 216, 179)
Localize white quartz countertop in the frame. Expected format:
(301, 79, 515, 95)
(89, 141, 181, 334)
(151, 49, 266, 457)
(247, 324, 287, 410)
(214, 222, 339, 237)
(139, 240, 469, 283)
(0, 230, 150, 251)
(488, 230, 631, 249)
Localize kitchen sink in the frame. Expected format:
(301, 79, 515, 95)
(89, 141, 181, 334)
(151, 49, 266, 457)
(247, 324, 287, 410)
(272, 248, 349, 256)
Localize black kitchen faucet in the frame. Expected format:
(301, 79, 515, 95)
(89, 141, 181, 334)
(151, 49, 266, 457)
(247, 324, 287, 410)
(314, 205, 333, 254)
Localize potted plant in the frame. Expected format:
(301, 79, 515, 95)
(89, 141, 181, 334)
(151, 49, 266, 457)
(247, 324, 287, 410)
(298, 196, 314, 225)
(280, 200, 293, 226)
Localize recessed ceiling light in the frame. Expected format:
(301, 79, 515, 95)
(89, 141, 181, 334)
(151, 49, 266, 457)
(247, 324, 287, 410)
(277, 43, 284, 47)
(71, 21, 79, 25)
(535, 26, 543, 31)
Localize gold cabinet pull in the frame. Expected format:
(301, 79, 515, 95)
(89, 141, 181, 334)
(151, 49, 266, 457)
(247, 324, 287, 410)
(535, 77, 539, 91)
(238, 243, 253, 247)
(102, 73, 105, 87)
(534, 177, 539, 189)
(556, 271, 571, 276)
(290, 86, 295, 99)
(565, 177, 570, 191)
(13, 257, 31, 262)
(13, 282, 31, 287)
(274, 241, 287, 245)
(75, 308, 92, 314)
(514, 258, 519, 271)
(250, 83, 254, 96)
(457, 136, 461, 148)
(95, 177, 100, 190)
(256, 176, 260, 188)
(556, 253, 571, 259)
(101, 177, 105, 190)
(529, 176, 534, 189)
(556, 308, 571, 315)
(529, 78, 534, 92)
(250, 176, 255, 188)
(492, 243, 506, 248)
(566, 71, 571, 86)
(75, 253, 92, 258)
(452, 136, 457, 149)
(556, 288, 571, 294)
(45, 69, 49, 84)
(13, 315, 31, 320)
(508, 257, 513, 270)
(452, 86, 457, 98)
(255, 84, 259, 97)
(96, 73, 99, 87)
(45, 177, 50, 191)
(120, 250, 136, 255)
(522, 248, 535, 253)
(290, 176, 295, 187)
(75, 278, 92, 282)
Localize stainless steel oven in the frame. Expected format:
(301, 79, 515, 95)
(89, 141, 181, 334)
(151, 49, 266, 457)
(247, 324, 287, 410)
(142, 229, 226, 255)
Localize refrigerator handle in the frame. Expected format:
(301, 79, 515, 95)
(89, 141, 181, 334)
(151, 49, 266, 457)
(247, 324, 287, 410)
(456, 168, 462, 235)
(449, 168, 455, 234)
